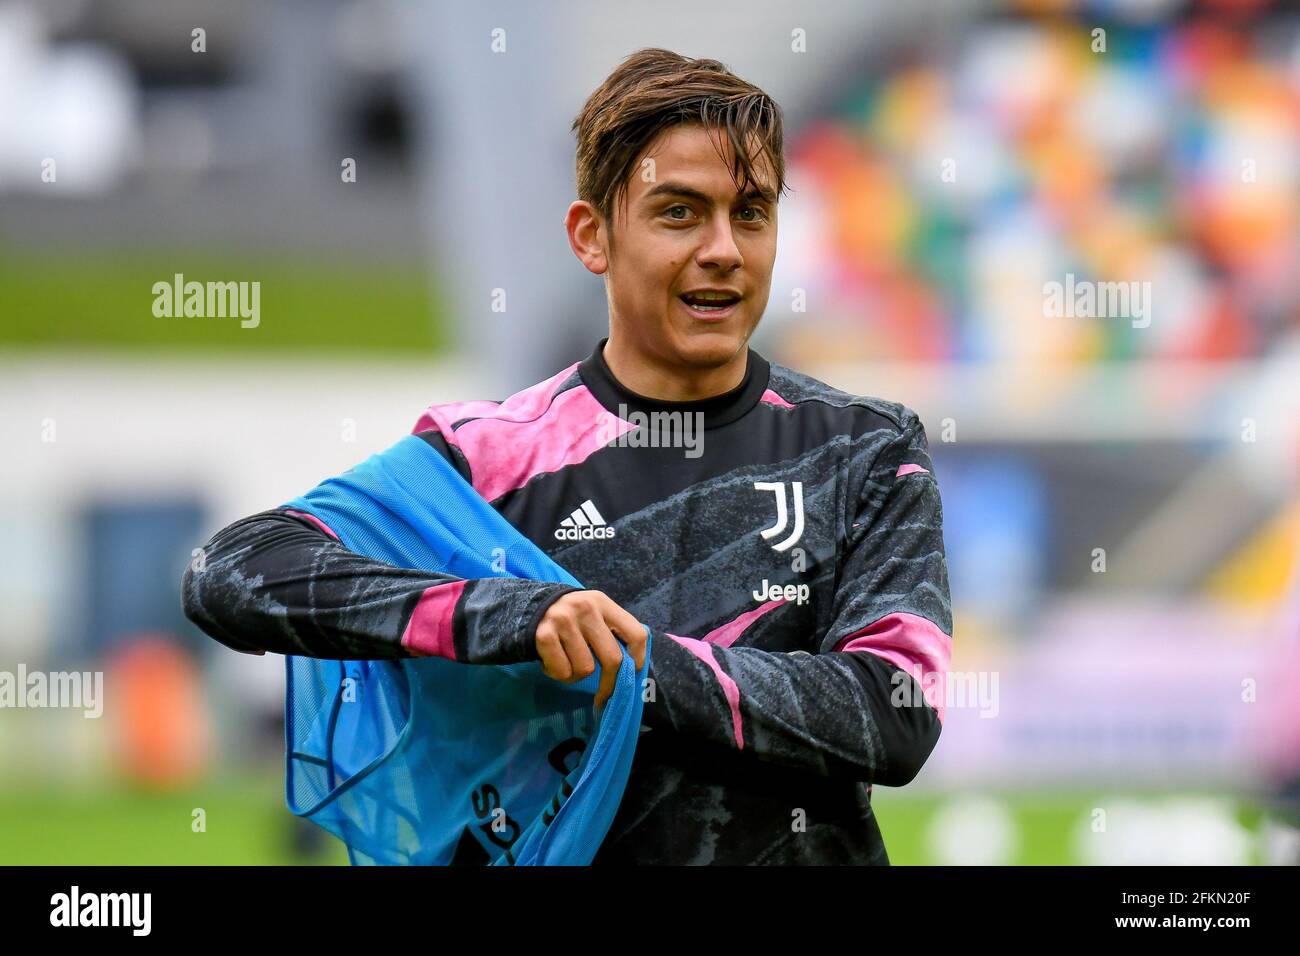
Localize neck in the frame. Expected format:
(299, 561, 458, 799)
(601, 333, 748, 402)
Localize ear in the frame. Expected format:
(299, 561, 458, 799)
(565, 200, 609, 276)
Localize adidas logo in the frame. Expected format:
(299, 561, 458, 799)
(554, 499, 616, 541)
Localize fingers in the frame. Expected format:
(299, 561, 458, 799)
(536, 594, 588, 684)
(556, 616, 599, 684)
(535, 592, 648, 707)
(606, 604, 647, 671)
(589, 621, 622, 711)
(567, 596, 622, 708)
(536, 626, 572, 682)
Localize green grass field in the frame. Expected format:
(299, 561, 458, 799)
(0, 251, 447, 355)
(0, 775, 1275, 865)
(0, 775, 349, 866)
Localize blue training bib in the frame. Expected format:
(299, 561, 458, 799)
(280, 434, 648, 865)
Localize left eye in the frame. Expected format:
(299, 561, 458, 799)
(738, 207, 765, 222)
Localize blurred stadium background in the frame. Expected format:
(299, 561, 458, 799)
(2, 0, 1298, 865)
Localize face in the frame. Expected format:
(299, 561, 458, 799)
(568, 123, 778, 373)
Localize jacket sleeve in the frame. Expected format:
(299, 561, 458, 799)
(180, 428, 581, 664)
(638, 407, 953, 786)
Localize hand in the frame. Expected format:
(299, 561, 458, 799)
(535, 590, 647, 710)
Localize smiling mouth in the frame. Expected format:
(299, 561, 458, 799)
(679, 292, 741, 317)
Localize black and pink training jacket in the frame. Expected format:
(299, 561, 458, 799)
(182, 336, 953, 865)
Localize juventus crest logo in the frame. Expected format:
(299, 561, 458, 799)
(754, 481, 804, 552)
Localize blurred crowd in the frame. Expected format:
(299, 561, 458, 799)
(777, 13, 1300, 365)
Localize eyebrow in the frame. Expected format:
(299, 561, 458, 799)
(642, 180, 777, 206)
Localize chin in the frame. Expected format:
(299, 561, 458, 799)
(669, 330, 746, 367)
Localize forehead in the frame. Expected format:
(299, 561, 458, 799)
(630, 123, 776, 201)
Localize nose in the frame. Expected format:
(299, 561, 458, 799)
(696, 217, 743, 272)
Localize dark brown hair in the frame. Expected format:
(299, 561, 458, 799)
(572, 48, 788, 234)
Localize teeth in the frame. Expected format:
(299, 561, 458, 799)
(681, 292, 738, 313)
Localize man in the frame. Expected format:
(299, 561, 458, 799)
(182, 48, 952, 865)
